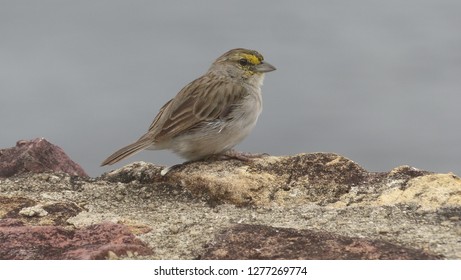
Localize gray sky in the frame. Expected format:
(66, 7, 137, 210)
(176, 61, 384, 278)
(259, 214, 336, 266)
(1, 0, 460, 177)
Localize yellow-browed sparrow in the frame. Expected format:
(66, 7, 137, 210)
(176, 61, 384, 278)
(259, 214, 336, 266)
(101, 48, 276, 171)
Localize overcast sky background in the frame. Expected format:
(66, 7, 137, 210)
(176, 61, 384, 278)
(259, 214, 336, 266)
(1, 0, 460, 177)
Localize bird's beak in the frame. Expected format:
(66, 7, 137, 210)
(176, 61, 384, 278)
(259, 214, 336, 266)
(254, 61, 276, 73)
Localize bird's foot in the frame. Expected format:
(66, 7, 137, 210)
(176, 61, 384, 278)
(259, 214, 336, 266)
(160, 163, 183, 176)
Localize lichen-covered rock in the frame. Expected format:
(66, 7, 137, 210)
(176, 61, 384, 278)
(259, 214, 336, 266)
(377, 173, 461, 210)
(0, 138, 87, 177)
(1, 150, 460, 259)
(103, 153, 368, 206)
(171, 153, 365, 206)
(103, 154, 460, 211)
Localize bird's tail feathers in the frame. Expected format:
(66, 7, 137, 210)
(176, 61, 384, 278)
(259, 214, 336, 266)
(101, 139, 152, 166)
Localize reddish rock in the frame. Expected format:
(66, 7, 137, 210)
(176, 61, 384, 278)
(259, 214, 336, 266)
(0, 219, 152, 259)
(201, 224, 441, 260)
(0, 138, 87, 177)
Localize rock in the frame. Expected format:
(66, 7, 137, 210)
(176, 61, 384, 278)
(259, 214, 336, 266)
(0, 219, 152, 259)
(19, 205, 49, 217)
(377, 173, 461, 210)
(0, 138, 87, 178)
(0, 195, 84, 226)
(200, 224, 441, 260)
(104, 153, 368, 206)
(1, 152, 460, 259)
(103, 153, 448, 208)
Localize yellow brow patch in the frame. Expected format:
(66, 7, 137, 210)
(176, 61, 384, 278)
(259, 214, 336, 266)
(241, 54, 261, 65)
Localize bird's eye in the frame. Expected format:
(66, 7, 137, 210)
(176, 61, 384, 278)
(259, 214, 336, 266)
(239, 58, 249, 66)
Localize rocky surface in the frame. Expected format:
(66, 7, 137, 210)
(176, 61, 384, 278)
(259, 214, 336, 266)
(0, 139, 460, 259)
(0, 138, 87, 178)
(0, 219, 152, 260)
(200, 224, 441, 260)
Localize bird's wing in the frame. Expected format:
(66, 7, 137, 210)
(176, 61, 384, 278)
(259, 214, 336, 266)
(145, 76, 247, 142)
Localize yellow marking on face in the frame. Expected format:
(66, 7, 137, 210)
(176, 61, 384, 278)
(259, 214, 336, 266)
(241, 53, 261, 65)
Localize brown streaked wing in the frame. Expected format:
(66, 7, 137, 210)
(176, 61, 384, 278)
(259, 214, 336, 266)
(147, 98, 173, 132)
(153, 77, 247, 141)
(145, 76, 208, 136)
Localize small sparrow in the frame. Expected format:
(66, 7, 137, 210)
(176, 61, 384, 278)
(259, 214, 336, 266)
(101, 48, 276, 169)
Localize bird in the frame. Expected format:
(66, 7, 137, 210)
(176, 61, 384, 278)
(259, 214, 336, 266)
(101, 48, 276, 171)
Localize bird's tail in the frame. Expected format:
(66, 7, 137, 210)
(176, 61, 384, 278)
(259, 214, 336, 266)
(101, 139, 152, 166)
